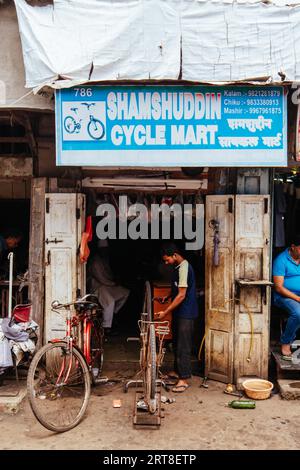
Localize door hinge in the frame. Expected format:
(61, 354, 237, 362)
(46, 198, 50, 213)
(264, 198, 269, 214)
(46, 250, 51, 266)
(76, 208, 80, 220)
(228, 197, 233, 213)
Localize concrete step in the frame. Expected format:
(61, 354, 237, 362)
(0, 382, 27, 414)
(278, 379, 300, 399)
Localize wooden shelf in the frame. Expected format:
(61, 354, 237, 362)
(236, 279, 273, 287)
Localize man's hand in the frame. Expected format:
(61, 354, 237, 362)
(155, 311, 167, 320)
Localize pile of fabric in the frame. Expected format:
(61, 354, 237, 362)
(0, 317, 38, 379)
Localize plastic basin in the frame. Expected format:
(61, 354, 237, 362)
(242, 379, 273, 400)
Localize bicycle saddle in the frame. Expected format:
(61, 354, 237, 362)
(75, 301, 99, 311)
(70, 107, 78, 112)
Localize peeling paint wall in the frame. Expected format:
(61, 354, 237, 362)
(0, 2, 53, 109)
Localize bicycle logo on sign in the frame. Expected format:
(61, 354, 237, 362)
(63, 102, 105, 140)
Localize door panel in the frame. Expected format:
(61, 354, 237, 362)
(44, 193, 85, 342)
(205, 196, 235, 383)
(208, 330, 231, 379)
(234, 195, 270, 381)
(238, 334, 263, 377)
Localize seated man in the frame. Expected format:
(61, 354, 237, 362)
(273, 236, 300, 360)
(88, 241, 130, 334)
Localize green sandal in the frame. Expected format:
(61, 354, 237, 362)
(281, 354, 292, 361)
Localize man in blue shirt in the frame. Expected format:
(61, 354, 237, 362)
(273, 236, 300, 360)
(155, 244, 198, 392)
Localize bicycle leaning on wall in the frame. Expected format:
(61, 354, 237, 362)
(26, 294, 104, 433)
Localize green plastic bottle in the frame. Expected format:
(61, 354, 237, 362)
(228, 400, 256, 409)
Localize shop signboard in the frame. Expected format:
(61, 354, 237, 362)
(55, 85, 287, 167)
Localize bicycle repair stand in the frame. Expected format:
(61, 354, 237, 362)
(123, 336, 170, 393)
(133, 380, 164, 427)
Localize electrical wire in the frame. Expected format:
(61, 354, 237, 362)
(197, 296, 254, 363)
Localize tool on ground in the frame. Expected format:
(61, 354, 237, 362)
(224, 390, 243, 397)
(200, 376, 208, 388)
(223, 383, 242, 397)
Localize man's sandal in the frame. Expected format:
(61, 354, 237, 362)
(281, 354, 293, 361)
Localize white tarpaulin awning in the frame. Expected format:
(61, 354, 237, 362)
(13, 0, 300, 89)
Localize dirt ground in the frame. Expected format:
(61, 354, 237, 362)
(0, 372, 299, 451)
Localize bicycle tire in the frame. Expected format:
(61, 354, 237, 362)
(87, 118, 105, 140)
(146, 324, 157, 414)
(64, 116, 76, 134)
(89, 318, 104, 384)
(143, 281, 152, 322)
(27, 341, 91, 433)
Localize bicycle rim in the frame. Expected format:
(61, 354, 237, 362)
(64, 116, 76, 133)
(90, 319, 104, 384)
(143, 281, 152, 322)
(88, 119, 105, 140)
(27, 342, 91, 433)
(145, 324, 157, 413)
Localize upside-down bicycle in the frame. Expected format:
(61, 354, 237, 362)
(125, 281, 170, 423)
(27, 294, 104, 433)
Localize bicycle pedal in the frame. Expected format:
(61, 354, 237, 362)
(94, 376, 109, 384)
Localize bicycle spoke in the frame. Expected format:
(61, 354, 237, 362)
(27, 343, 90, 432)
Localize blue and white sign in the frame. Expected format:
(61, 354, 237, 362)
(55, 85, 287, 167)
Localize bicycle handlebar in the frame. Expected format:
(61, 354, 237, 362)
(153, 296, 171, 305)
(51, 294, 95, 310)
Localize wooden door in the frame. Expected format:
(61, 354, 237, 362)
(205, 196, 235, 383)
(44, 193, 85, 342)
(234, 195, 271, 382)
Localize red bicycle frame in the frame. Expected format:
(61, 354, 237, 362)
(51, 306, 94, 385)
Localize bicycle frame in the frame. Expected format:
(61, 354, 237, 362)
(138, 318, 169, 368)
(50, 298, 103, 383)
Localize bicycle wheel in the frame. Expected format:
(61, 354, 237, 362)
(88, 118, 105, 140)
(64, 116, 77, 134)
(143, 281, 152, 322)
(89, 317, 104, 384)
(145, 324, 157, 414)
(27, 342, 91, 433)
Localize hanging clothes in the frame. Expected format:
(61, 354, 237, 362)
(0, 319, 39, 370)
(88, 252, 130, 329)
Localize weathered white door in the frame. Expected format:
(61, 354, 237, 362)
(44, 193, 85, 342)
(234, 195, 271, 382)
(205, 196, 235, 383)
